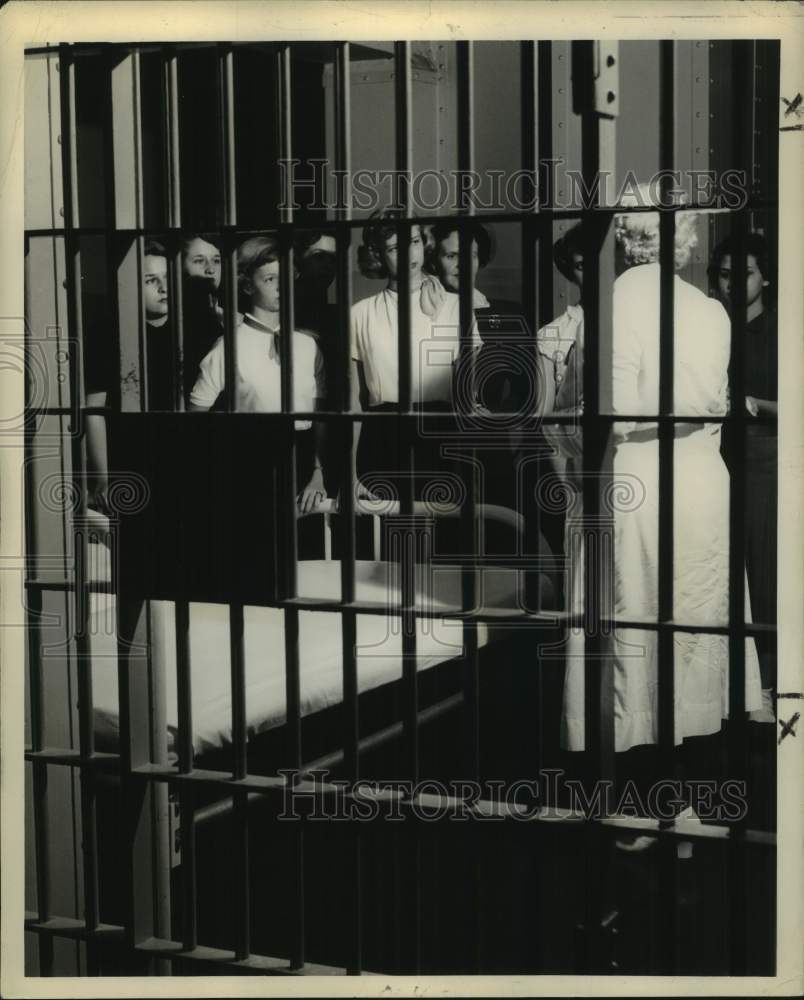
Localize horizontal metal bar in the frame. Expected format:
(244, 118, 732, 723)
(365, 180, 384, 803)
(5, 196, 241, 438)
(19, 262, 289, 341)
(135, 937, 349, 975)
(24, 749, 121, 768)
(21, 199, 779, 238)
(128, 765, 777, 845)
(27, 406, 777, 426)
(23, 579, 118, 594)
(25, 914, 125, 941)
(16, 581, 780, 634)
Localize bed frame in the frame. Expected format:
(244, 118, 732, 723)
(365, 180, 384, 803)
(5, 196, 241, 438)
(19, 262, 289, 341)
(87, 425, 568, 974)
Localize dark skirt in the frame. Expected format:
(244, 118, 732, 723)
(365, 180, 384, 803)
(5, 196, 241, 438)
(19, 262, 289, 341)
(357, 402, 461, 503)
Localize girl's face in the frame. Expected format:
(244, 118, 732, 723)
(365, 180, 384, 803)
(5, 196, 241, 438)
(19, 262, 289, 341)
(143, 255, 168, 321)
(249, 260, 280, 313)
(382, 226, 424, 282)
(717, 254, 767, 311)
(183, 238, 222, 289)
(436, 231, 480, 293)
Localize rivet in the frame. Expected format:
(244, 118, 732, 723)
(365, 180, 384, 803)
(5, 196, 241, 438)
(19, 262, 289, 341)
(607, 90, 616, 103)
(606, 55, 615, 67)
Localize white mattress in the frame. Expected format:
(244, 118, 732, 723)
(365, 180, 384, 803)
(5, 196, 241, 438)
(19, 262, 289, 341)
(91, 556, 522, 755)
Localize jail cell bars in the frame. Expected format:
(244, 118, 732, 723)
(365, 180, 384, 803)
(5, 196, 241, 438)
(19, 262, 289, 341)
(23, 40, 777, 977)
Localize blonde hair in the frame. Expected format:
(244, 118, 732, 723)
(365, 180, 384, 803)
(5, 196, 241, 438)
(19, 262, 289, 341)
(614, 183, 698, 271)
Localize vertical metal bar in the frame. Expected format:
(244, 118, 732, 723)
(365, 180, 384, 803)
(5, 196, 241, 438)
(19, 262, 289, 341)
(163, 47, 185, 411)
(520, 41, 538, 208)
(456, 41, 480, 784)
(116, 598, 156, 962)
(220, 45, 239, 414)
(283, 602, 304, 971)
(131, 52, 149, 414)
(110, 44, 171, 968)
(656, 38, 679, 977)
(174, 600, 196, 949)
(394, 42, 412, 416)
(333, 118, 361, 977)
(527, 42, 555, 634)
(164, 46, 182, 229)
(537, 41, 556, 329)
(393, 39, 416, 773)
(393, 38, 420, 974)
(171, 245, 185, 412)
(727, 39, 752, 977)
(575, 46, 616, 791)
(276, 42, 305, 972)
(221, 237, 238, 412)
(520, 39, 539, 621)
(277, 43, 298, 599)
(230, 603, 247, 781)
(229, 602, 250, 960)
(27, 586, 52, 946)
(573, 39, 617, 974)
(219, 44, 237, 228)
(334, 41, 355, 602)
(455, 38, 481, 972)
(58, 48, 101, 963)
(284, 608, 301, 772)
(334, 54, 360, 903)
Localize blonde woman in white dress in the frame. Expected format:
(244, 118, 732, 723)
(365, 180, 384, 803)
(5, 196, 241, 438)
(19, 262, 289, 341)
(546, 202, 762, 762)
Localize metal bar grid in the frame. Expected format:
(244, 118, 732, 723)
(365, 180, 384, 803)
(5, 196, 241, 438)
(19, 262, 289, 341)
(22, 39, 778, 979)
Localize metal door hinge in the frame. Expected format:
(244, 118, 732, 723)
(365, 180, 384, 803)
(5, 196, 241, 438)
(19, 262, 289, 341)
(572, 41, 620, 118)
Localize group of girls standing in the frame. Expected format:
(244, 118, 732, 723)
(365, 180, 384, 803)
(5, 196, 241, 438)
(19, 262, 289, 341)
(86, 204, 778, 784)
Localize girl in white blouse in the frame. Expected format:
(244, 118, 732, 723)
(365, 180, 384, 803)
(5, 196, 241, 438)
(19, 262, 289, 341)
(189, 236, 327, 514)
(350, 211, 480, 500)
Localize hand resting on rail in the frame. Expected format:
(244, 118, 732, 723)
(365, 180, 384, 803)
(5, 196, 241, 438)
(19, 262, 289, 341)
(305, 495, 527, 538)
